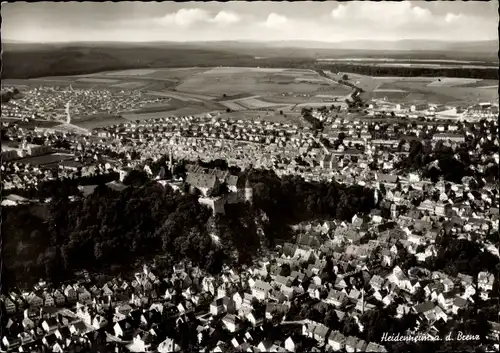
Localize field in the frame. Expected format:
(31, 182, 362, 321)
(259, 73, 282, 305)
(72, 114, 128, 129)
(146, 91, 205, 102)
(60, 67, 352, 125)
(175, 67, 336, 96)
(111, 82, 149, 89)
(104, 69, 159, 76)
(427, 78, 482, 87)
(237, 98, 281, 109)
(347, 73, 499, 104)
(17, 153, 74, 166)
(220, 101, 246, 111)
(455, 79, 498, 88)
(76, 78, 120, 84)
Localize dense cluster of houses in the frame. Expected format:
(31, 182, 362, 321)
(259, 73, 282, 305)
(1, 86, 170, 121)
(86, 111, 498, 186)
(367, 100, 498, 120)
(3, 96, 498, 205)
(2, 195, 498, 352)
(1, 85, 499, 351)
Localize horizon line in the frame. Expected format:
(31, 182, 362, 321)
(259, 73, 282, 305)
(4, 38, 498, 44)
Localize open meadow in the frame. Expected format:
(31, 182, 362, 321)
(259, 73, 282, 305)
(175, 67, 336, 97)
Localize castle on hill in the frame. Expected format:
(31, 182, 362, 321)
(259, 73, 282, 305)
(184, 165, 253, 215)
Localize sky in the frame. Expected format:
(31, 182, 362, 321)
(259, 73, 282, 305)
(2, 1, 498, 43)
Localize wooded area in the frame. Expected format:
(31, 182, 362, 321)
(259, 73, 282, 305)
(1, 168, 375, 291)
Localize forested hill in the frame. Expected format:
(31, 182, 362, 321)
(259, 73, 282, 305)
(2, 42, 498, 79)
(316, 63, 498, 80)
(1, 169, 375, 292)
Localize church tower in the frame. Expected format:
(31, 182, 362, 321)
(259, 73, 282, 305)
(169, 138, 175, 176)
(169, 148, 173, 175)
(244, 179, 253, 204)
(65, 101, 71, 124)
(390, 203, 398, 220)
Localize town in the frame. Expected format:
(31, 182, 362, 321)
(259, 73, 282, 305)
(1, 81, 499, 353)
(2, 2, 499, 353)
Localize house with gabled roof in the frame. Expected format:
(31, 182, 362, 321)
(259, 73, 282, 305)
(2, 296, 16, 314)
(185, 172, 218, 196)
(24, 292, 43, 308)
(313, 323, 330, 344)
(328, 330, 346, 351)
(246, 307, 265, 327)
(63, 286, 77, 303)
(21, 311, 35, 330)
(452, 297, 468, 315)
(252, 280, 272, 301)
(478, 271, 494, 292)
(70, 321, 90, 336)
(42, 292, 55, 307)
(365, 342, 388, 352)
(387, 266, 410, 291)
(345, 336, 362, 352)
(41, 317, 59, 333)
(323, 289, 347, 308)
(369, 275, 385, 292)
(77, 287, 91, 303)
(414, 301, 436, 321)
(41, 333, 57, 348)
(54, 326, 71, 341)
(222, 314, 241, 333)
(284, 336, 299, 352)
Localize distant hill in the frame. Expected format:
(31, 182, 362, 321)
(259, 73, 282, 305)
(5, 38, 496, 52)
(2, 40, 498, 79)
(246, 39, 499, 53)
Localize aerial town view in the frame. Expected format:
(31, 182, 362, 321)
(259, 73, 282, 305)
(1, 1, 499, 353)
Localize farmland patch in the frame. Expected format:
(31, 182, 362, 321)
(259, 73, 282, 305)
(177, 67, 333, 96)
(146, 91, 203, 102)
(236, 98, 279, 109)
(140, 68, 208, 80)
(427, 78, 482, 87)
(220, 101, 246, 111)
(2, 118, 60, 129)
(30, 78, 76, 83)
(17, 153, 74, 167)
(457, 79, 498, 88)
(111, 81, 149, 89)
(72, 114, 128, 129)
(105, 69, 159, 76)
(295, 102, 339, 109)
(371, 91, 410, 101)
(479, 85, 499, 89)
(265, 74, 295, 84)
(203, 67, 286, 75)
(76, 78, 120, 84)
(295, 77, 328, 83)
